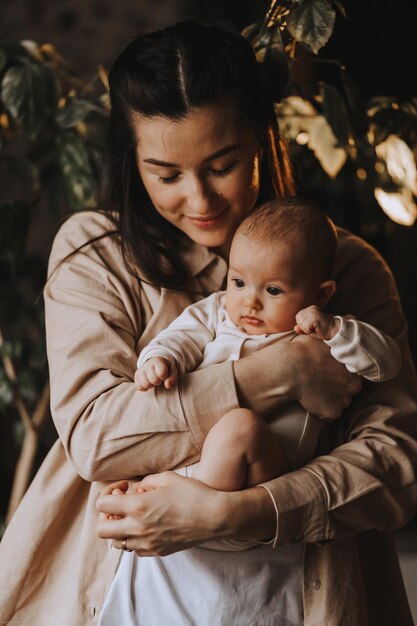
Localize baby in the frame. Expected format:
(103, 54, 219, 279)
(133, 197, 401, 549)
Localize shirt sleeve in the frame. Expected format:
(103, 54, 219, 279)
(261, 228, 417, 545)
(324, 316, 402, 381)
(137, 294, 219, 374)
(44, 217, 238, 482)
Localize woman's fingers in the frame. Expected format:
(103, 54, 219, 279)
(96, 471, 229, 556)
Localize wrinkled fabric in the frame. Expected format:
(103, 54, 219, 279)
(98, 544, 304, 626)
(0, 211, 416, 626)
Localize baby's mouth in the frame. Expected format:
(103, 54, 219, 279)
(241, 316, 264, 326)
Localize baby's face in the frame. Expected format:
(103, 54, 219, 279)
(225, 234, 319, 335)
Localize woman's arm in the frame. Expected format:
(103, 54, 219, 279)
(45, 213, 354, 483)
(97, 228, 417, 553)
(45, 213, 357, 483)
(234, 336, 361, 419)
(260, 228, 417, 542)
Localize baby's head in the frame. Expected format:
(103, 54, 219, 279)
(226, 197, 337, 335)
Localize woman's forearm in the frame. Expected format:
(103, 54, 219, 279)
(234, 336, 361, 420)
(96, 474, 278, 554)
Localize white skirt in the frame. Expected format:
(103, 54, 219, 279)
(98, 541, 304, 626)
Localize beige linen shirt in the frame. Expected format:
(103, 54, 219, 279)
(1, 211, 417, 626)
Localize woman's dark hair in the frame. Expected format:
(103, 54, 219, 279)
(105, 20, 295, 289)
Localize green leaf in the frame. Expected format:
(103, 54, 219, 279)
(17, 369, 38, 402)
(1, 62, 58, 137)
(241, 21, 263, 46)
(56, 130, 96, 211)
(13, 419, 25, 448)
(0, 369, 14, 411)
(0, 40, 32, 65)
(56, 98, 101, 129)
(286, 0, 336, 54)
(250, 25, 289, 102)
(339, 69, 368, 135)
(332, 0, 347, 18)
(320, 82, 351, 147)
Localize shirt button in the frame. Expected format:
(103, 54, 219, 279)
(311, 579, 321, 590)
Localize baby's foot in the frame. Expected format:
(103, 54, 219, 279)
(106, 487, 125, 520)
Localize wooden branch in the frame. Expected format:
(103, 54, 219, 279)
(0, 327, 34, 433)
(5, 429, 39, 524)
(1, 326, 51, 523)
(6, 381, 51, 524)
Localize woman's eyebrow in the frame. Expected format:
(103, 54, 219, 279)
(143, 144, 242, 167)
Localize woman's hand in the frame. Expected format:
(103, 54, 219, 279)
(96, 472, 276, 556)
(234, 335, 361, 421)
(291, 334, 361, 419)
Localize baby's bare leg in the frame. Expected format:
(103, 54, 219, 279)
(192, 408, 288, 491)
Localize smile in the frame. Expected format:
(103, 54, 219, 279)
(241, 316, 264, 326)
(186, 207, 229, 228)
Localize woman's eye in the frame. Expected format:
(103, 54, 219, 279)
(158, 173, 179, 184)
(232, 278, 245, 288)
(267, 286, 282, 296)
(210, 161, 238, 177)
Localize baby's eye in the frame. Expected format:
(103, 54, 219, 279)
(266, 286, 283, 296)
(232, 278, 245, 288)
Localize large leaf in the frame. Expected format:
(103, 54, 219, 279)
(277, 95, 347, 177)
(286, 0, 336, 54)
(252, 26, 289, 102)
(241, 21, 263, 46)
(0, 41, 32, 65)
(56, 130, 96, 211)
(376, 135, 417, 195)
(320, 82, 351, 147)
(339, 69, 368, 135)
(56, 98, 102, 129)
(1, 62, 58, 137)
(0, 369, 14, 413)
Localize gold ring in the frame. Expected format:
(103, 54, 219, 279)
(121, 538, 133, 552)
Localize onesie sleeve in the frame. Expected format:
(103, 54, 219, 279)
(137, 293, 219, 374)
(324, 316, 402, 381)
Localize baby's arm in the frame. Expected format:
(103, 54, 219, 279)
(135, 356, 178, 391)
(295, 305, 402, 382)
(294, 305, 340, 340)
(136, 292, 220, 391)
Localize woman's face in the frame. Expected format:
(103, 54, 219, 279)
(133, 103, 262, 256)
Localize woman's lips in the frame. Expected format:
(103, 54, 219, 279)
(241, 316, 263, 326)
(186, 207, 228, 228)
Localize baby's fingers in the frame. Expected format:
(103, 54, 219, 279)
(294, 323, 307, 335)
(135, 368, 154, 391)
(164, 363, 178, 389)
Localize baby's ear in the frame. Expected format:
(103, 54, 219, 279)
(316, 280, 337, 307)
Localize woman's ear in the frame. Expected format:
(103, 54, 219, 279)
(316, 280, 337, 307)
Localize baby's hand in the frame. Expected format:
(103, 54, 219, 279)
(106, 482, 150, 520)
(294, 305, 340, 340)
(134, 356, 177, 391)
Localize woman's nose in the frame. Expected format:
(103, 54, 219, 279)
(186, 177, 215, 215)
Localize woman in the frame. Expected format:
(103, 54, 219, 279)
(1, 21, 416, 626)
